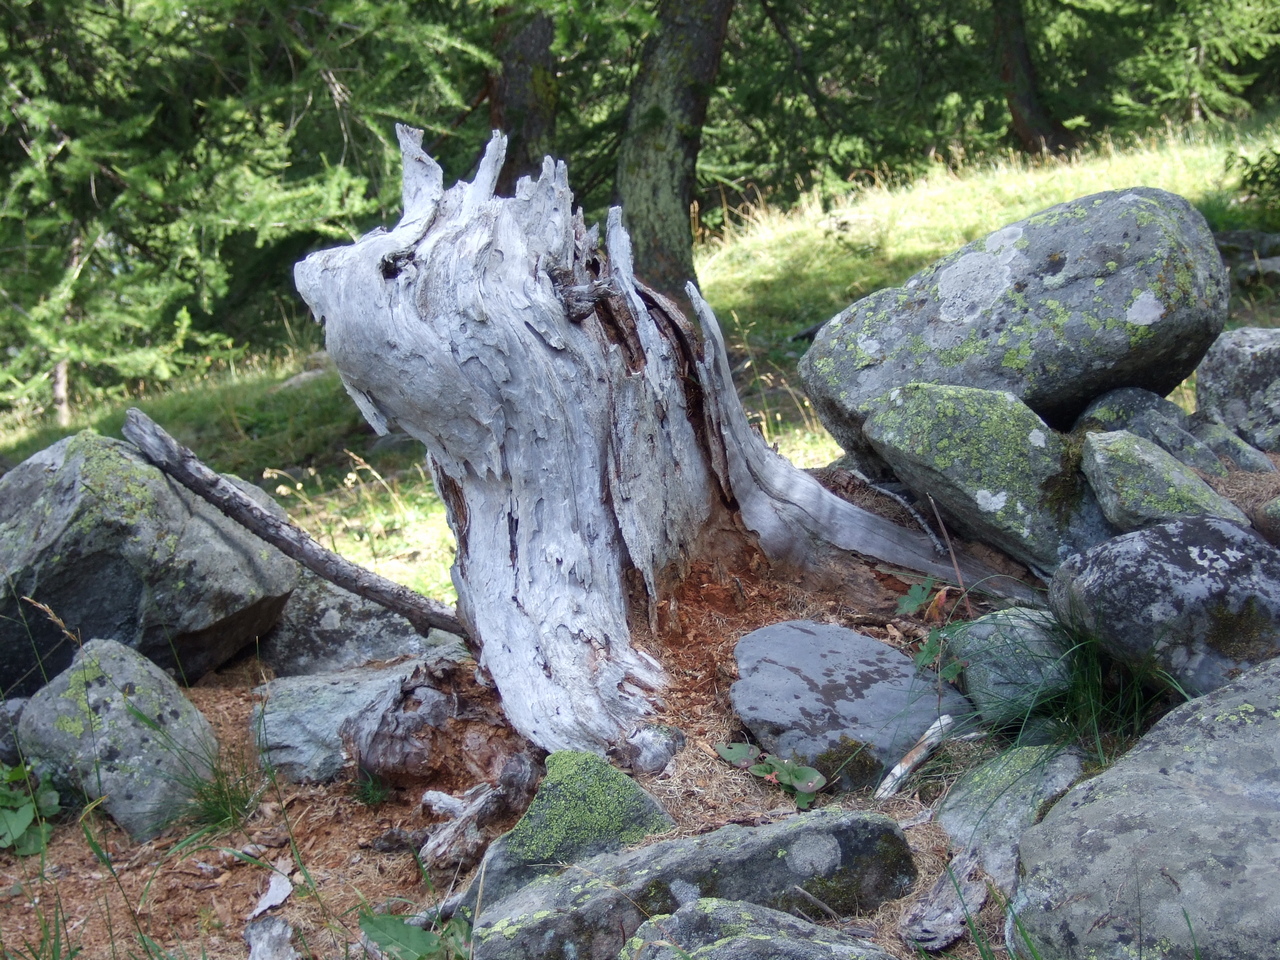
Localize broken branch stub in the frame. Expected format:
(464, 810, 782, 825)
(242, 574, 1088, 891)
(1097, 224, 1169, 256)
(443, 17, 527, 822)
(293, 126, 1023, 756)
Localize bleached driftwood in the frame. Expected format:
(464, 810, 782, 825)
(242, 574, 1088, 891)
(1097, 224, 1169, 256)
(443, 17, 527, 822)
(875, 714, 956, 799)
(293, 128, 1027, 756)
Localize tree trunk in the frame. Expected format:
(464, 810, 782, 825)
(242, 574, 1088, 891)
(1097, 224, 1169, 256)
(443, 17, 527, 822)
(991, 0, 1075, 154)
(615, 0, 733, 302)
(293, 127, 1029, 757)
(52, 359, 71, 427)
(488, 10, 557, 197)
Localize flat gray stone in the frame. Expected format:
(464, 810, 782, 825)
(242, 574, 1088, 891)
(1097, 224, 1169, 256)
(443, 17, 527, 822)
(471, 808, 915, 960)
(1080, 430, 1247, 531)
(800, 187, 1227, 470)
(17, 638, 217, 840)
(625, 898, 894, 959)
(1050, 516, 1280, 697)
(730, 621, 970, 789)
(862, 383, 1116, 570)
(1009, 657, 1280, 960)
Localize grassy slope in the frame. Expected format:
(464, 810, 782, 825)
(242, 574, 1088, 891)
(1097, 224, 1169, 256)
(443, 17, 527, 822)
(2, 124, 1277, 599)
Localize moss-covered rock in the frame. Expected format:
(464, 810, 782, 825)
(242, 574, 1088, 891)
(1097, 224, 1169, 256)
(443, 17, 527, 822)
(625, 897, 894, 959)
(0, 433, 298, 695)
(861, 383, 1116, 570)
(1197, 327, 1280, 452)
(470, 808, 915, 960)
(947, 608, 1071, 728)
(1081, 430, 1248, 531)
(447, 751, 674, 916)
(16, 638, 217, 840)
(799, 187, 1226, 475)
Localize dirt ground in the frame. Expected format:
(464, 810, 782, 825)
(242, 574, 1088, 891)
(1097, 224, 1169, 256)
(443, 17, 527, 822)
(0, 481, 1034, 960)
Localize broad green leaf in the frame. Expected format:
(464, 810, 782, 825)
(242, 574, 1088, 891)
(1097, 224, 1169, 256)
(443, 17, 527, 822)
(13, 821, 53, 857)
(359, 913, 443, 960)
(714, 743, 760, 768)
(0, 804, 35, 848)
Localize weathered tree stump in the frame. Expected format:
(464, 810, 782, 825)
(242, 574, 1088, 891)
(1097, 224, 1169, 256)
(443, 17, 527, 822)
(293, 127, 1024, 756)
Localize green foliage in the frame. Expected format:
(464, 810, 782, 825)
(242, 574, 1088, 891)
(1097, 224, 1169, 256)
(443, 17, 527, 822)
(0, 762, 60, 856)
(714, 742, 827, 809)
(354, 768, 391, 807)
(1230, 145, 1280, 216)
(359, 913, 471, 960)
(0, 0, 489, 416)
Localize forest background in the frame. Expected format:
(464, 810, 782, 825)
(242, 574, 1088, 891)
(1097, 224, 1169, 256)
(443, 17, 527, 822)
(2, 0, 1280, 426)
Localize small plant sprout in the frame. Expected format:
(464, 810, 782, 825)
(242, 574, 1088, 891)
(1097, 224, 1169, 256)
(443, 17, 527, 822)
(714, 743, 827, 809)
(0, 761, 60, 856)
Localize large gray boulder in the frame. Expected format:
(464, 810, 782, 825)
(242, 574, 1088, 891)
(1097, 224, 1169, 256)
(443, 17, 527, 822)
(258, 568, 464, 677)
(730, 621, 970, 789)
(0, 432, 298, 696)
(470, 808, 915, 960)
(800, 187, 1227, 471)
(1080, 430, 1248, 531)
(861, 383, 1116, 570)
(1050, 516, 1280, 697)
(1009, 656, 1280, 960)
(16, 638, 217, 840)
(625, 899, 894, 960)
(1197, 327, 1280, 451)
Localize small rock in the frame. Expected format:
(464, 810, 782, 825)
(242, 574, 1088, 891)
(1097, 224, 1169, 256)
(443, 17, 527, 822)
(947, 608, 1070, 727)
(1080, 430, 1248, 530)
(17, 639, 217, 840)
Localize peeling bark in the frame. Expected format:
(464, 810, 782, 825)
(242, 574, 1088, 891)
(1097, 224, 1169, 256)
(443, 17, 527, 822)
(293, 128, 1030, 757)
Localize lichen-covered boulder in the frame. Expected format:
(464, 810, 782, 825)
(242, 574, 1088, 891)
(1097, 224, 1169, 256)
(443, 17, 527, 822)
(1197, 327, 1280, 451)
(1080, 430, 1248, 531)
(1076, 386, 1227, 477)
(730, 620, 970, 790)
(947, 608, 1070, 727)
(799, 187, 1227, 470)
(1008, 657, 1280, 960)
(861, 383, 1116, 570)
(1049, 516, 1280, 697)
(937, 745, 1081, 897)
(258, 568, 463, 677)
(0, 432, 298, 696)
(452, 751, 673, 914)
(1188, 412, 1277, 473)
(470, 808, 915, 960)
(16, 638, 217, 840)
(625, 898, 895, 960)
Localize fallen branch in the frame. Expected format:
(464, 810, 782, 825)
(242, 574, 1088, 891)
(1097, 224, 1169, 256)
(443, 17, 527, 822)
(121, 407, 467, 641)
(874, 714, 955, 799)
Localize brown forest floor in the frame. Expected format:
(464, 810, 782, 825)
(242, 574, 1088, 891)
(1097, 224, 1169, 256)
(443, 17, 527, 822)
(14, 456, 1268, 960)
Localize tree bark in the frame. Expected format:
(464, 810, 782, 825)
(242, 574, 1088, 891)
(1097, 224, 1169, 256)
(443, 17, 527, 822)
(293, 127, 1030, 757)
(615, 0, 734, 302)
(991, 0, 1076, 154)
(488, 10, 557, 197)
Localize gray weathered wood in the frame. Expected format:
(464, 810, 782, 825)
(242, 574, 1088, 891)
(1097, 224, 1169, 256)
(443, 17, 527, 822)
(293, 127, 1030, 756)
(121, 407, 466, 640)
